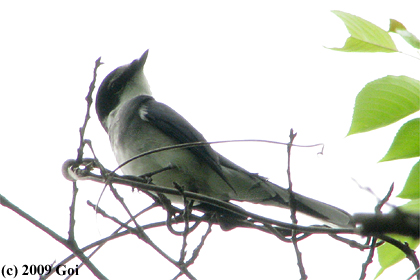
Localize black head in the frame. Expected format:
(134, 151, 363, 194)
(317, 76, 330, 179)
(96, 50, 149, 128)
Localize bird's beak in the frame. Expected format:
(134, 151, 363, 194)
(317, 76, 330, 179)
(129, 49, 149, 73)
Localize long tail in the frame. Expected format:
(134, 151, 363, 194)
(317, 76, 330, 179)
(219, 155, 353, 227)
(259, 181, 353, 227)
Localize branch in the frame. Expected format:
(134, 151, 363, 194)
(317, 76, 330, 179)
(107, 182, 197, 279)
(0, 193, 107, 280)
(377, 234, 420, 279)
(63, 159, 356, 235)
(76, 57, 102, 162)
(358, 183, 393, 280)
(111, 139, 324, 175)
(46, 203, 160, 279)
(354, 210, 420, 238)
(286, 129, 307, 280)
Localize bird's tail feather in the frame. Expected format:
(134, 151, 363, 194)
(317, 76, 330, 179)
(224, 165, 353, 227)
(260, 180, 353, 227)
(220, 157, 353, 227)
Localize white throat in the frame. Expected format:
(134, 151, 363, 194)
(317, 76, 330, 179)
(119, 71, 152, 105)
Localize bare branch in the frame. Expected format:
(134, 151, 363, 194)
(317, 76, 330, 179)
(64, 160, 356, 235)
(407, 267, 420, 280)
(377, 234, 420, 279)
(286, 129, 307, 280)
(76, 57, 102, 162)
(112, 139, 324, 176)
(359, 183, 395, 280)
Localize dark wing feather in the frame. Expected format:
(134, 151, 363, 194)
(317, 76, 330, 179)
(136, 96, 234, 190)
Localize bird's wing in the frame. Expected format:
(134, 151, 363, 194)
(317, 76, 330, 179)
(136, 95, 234, 189)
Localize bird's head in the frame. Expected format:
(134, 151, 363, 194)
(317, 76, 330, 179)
(96, 50, 151, 129)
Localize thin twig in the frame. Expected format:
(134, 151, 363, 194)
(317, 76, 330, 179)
(406, 267, 420, 280)
(328, 234, 371, 250)
(264, 223, 312, 242)
(286, 129, 307, 280)
(176, 183, 191, 265)
(112, 139, 324, 175)
(107, 182, 197, 279)
(52, 203, 159, 280)
(359, 183, 394, 280)
(0, 194, 67, 248)
(66, 162, 356, 235)
(76, 57, 102, 162)
(359, 237, 378, 280)
(0, 193, 107, 280)
(377, 234, 420, 279)
(68, 182, 78, 242)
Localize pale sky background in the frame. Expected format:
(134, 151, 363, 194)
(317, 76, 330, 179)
(1, 1, 419, 280)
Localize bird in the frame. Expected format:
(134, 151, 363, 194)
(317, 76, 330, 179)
(95, 50, 353, 228)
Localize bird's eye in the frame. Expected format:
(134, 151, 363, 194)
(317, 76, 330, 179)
(107, 68, 127, 93)
(108, 77, 124, 93)
(109, 81, 117, 91)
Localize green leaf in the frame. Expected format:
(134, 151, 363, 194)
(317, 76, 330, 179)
(397, 160, 420, 199)
(380, 118, 420, 162)
(398, 198, 420, 214)
(389, 19, 420, 49)
(375, 235, 420, 278)
(329, 10, 398, 53)
(347, 76, 420, 135)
